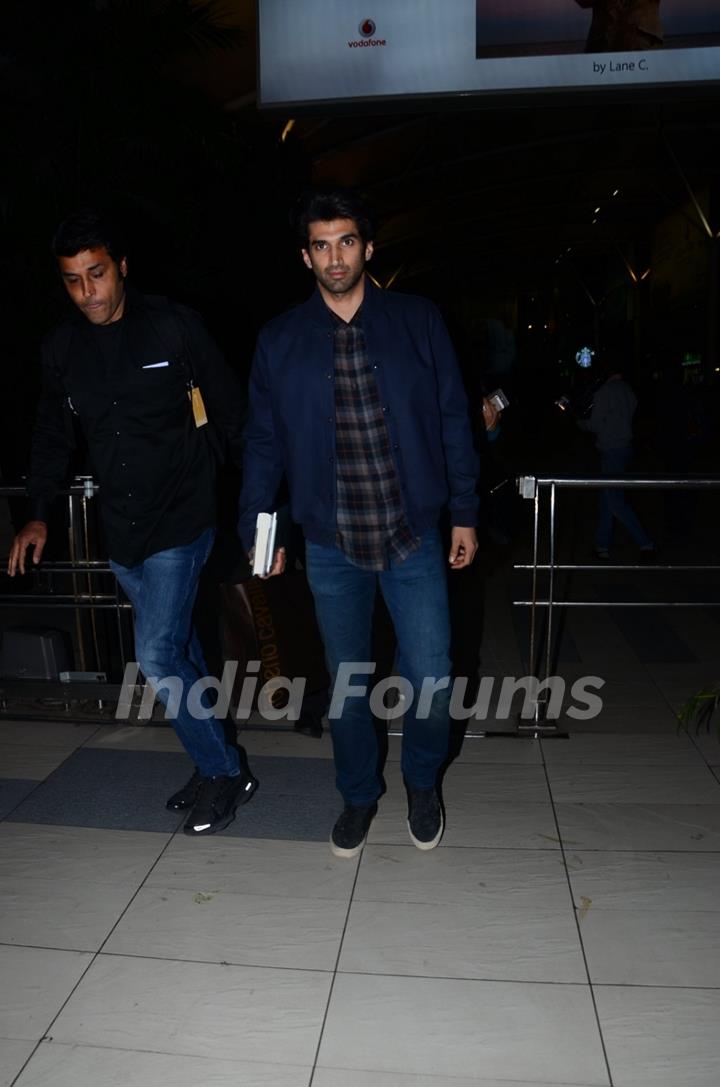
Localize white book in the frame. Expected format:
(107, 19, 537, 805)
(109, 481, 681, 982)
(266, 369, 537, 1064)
(252, 511, 277, 577)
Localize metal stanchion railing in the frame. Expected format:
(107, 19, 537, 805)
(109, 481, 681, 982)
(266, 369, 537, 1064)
(513, 475, 720, 738)
(0, 477, 133, 713)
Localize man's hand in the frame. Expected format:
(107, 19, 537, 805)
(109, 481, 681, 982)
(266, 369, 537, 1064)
(248, 546, 286, 579)
(7, 521, 48, 577)
(448, 527, 478, 569)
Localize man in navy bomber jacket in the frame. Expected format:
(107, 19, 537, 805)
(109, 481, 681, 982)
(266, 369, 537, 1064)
(238, 188, 479, 857)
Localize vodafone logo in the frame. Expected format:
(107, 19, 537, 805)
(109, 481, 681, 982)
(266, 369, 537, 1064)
(348, 17, 386, 49)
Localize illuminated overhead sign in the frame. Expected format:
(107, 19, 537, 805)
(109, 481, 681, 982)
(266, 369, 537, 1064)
(258, 0, 720, 107)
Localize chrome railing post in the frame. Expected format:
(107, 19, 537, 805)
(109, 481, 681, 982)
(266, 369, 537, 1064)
(513, 475, 720, 737)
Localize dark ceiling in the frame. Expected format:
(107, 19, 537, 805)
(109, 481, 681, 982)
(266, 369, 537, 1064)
(191, 2, 720, 299)
(2, 0, 718, 464)
(288, 100, 720, 294)
(4, 2, 719, 310)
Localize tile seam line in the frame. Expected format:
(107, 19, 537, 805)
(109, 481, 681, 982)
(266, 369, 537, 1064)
(315, 1063, 606, 1087)
(540, 737, 615, 1087)
(94, 950, 339, 974)
(309, 842, 368, 1087)
(71, 954, 597, 986)
(4, 945, 719, 991)
(9, 820, 183, 1087)
(325, 970, 619, 987)
(10, 1035, 315, 1068)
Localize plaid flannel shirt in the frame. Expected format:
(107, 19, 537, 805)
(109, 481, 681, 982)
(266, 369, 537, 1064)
(332, 306, 419, 571)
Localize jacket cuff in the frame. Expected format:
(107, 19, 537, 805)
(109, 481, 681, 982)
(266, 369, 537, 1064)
(27, 498, 52, 524)
(450, 506, 479, 528)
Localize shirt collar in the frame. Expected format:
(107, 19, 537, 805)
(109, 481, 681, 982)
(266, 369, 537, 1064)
(329, 302, 363, 329)
(306, 274, 380, 328)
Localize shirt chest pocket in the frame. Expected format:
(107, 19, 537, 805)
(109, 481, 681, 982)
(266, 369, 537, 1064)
(70, 360, 189, 429)
(129, 357, 187, 393)
(135, 358, 187, 381)
(128, 360, 191, 422)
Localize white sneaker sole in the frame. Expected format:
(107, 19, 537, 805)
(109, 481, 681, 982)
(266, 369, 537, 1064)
(407, 811, 444, 850)
(329, 832, 368, 858)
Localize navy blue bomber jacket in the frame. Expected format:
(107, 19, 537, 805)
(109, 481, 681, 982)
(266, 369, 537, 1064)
(238, 278, 479, 551)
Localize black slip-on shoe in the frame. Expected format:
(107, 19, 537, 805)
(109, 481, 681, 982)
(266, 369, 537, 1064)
(407, 787, 444, 851)
(330, 803, 377, 858)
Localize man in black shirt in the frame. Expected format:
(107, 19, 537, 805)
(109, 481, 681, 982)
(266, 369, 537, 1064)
(7, 210, 258, 835)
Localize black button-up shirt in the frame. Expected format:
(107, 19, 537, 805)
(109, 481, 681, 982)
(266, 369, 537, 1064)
(28, 289, 246, 567)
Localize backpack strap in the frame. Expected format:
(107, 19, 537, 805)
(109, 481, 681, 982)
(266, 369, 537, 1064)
(48, 323, 80, 449)
(144, 299, 226, 463)
(142, 298, 204, 393)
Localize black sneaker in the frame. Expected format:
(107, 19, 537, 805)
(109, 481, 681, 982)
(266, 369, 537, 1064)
(183, 770, 259, 836)
(330, 804, 377, 858)
(407, 787, 444, 850)
(293, 710, 323, 739)
(166, 768, 205, 812)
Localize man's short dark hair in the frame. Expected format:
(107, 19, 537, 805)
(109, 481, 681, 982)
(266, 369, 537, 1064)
(295, 188, 376, 248)
(52, 209, 126, 264)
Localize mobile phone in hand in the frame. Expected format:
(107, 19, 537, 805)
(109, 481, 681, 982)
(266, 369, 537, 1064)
(488, 389, 509, 411)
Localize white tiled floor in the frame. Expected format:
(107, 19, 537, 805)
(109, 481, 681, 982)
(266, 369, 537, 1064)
(595, 986, 720, 1087)
(49, 955, 332, 1066)
(0, 825, 169, 951)
(2, 670, 720, 1085)
(317, 973, 608, 1083)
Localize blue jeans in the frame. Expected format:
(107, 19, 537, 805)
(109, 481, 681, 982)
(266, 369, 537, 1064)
(596, 447, 654, 552)
(110, 528, 240, 779)
(305, 531, 452, 806)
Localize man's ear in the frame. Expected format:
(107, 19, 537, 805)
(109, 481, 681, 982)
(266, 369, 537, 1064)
(301, 249, 312, 270)
(119, 256, 128, 279)
(365, 240, 374, 263)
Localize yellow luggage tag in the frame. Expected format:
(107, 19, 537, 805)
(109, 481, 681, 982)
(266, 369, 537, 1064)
(188, 383, 208, 428)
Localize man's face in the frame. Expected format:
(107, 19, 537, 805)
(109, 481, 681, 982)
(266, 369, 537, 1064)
(302, 218, 373, 298)
(57, 246, 128, 325)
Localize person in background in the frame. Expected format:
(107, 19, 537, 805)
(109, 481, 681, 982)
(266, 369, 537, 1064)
(578, 358, 656, 561)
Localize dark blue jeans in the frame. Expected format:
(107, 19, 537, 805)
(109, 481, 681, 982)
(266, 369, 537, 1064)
(110, 528, 240, 779)
(305, 531, 452, 806)
(597, 447, 653, 552)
